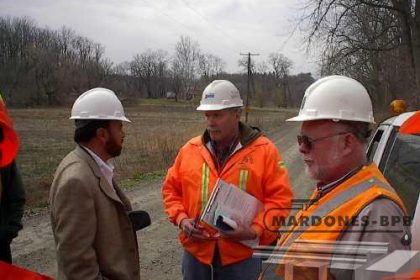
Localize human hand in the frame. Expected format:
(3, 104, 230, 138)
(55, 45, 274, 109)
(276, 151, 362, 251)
(218, 219, 258, 241)
(180, 218, 213, 240)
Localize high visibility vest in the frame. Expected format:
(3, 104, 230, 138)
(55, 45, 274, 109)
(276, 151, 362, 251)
(275, 164, 406, 280)
(0, 261, 54, 280)
(382, 270, 420, 280)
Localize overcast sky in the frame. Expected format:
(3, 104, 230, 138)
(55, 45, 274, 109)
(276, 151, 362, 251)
(0, 0, 319, 75)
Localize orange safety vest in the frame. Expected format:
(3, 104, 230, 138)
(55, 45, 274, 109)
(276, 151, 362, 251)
(382, 270, 420, 280)
(275, 164, 407, 279)
(0, 95, 19, 167)
(163, 134, 293, 266)
(0, 261, 54, 280)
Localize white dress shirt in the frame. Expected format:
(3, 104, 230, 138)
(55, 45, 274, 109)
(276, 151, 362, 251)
(81, 145, 116, 193)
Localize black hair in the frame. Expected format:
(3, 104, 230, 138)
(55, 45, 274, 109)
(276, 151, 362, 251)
(74, 120, 111, 143)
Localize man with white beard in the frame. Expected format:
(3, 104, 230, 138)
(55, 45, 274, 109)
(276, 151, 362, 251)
(274, 75, 410, 280)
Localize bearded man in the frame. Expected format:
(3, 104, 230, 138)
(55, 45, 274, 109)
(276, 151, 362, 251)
(49, 88, 140, 280)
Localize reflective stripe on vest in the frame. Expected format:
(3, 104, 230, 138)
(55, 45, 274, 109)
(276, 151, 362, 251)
(200, 165, 249, 212)
(239, 169, 248, 191)
(284, 177, 393, 247)
(201, 163, 210, 212)
(278, 160, 286, 169)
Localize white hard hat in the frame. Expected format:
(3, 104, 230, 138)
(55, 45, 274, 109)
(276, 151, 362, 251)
(70, 87, 131, 122)
(287, 75, 375, 123)
(196, 80, 243, 111)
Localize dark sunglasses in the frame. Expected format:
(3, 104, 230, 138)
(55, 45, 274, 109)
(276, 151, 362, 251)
(297, 131, 350, 150)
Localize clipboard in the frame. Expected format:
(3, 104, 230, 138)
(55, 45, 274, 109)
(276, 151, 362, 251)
(200, 178, 264, 247)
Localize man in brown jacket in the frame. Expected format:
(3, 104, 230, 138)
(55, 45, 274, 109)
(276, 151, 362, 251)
(49, 88, 140, 280)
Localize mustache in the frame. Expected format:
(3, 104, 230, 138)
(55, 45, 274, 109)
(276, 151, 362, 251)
(207, 127, 221, 133)
(303, 158, 313, 164)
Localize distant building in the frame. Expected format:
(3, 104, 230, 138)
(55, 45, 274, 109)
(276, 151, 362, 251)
(166, 91, 176, 99)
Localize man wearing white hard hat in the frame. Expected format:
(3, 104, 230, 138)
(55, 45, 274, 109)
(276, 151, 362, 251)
(273, 75, 410, 279)
(162, 80, 293, 279)
(49, 88, 140, 280)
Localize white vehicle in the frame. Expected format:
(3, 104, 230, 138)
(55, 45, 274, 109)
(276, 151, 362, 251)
(367, 111, 420, 250)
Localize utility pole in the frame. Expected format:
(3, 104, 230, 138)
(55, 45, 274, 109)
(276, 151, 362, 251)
(240, 52, 259, 123)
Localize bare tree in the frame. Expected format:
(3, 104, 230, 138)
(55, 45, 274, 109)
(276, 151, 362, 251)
(0, 17, 36, 103)
(171, 35, 201, 100)
(238, 56, 255, 73)
(130, 49, 169, 98)
(268, 52, 293, 107)
(198, 53, 226, 81)
(302, 0, 420, 108)
(0, 16, 116, 105)
(256, 61, 269, 74)
(268, 53, 292, 80)
(113, 62, 131, 76)
(0, 17, 232, 105)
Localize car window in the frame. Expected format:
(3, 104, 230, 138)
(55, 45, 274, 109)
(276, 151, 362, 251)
(382, 131, 420, 217)
(367, 128, 384, 162)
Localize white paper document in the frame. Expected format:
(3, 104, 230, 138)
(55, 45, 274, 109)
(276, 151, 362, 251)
(200, 178, 264, 247)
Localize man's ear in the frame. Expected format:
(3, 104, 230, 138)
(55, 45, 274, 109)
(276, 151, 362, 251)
(234, 109, 242, 120)
(343, 133, 357, 155)
(96, 127, 108, 142)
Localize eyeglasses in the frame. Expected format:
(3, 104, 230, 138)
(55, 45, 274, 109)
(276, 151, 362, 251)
(297, 132, 350, 150)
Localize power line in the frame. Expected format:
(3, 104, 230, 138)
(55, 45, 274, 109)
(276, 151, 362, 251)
(142, 0, 193, 33)
(142, 0, 240, 55)
(177, 0, 255, 52)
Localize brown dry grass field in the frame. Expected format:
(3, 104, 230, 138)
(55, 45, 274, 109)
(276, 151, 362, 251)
(9, 99, 296, 209)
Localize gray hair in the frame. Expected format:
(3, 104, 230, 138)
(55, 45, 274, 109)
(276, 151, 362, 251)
(340, 121, 372, 144)
(229, 107, 243, 113)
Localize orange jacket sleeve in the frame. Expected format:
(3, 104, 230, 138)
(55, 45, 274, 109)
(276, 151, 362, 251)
(251, 140, 293, 244)
(162, 147, 189, 227)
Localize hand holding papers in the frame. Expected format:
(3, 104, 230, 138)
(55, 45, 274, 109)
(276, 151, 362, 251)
(200, 179, 264, 247)
(181, 216, 211, 239)
(216, 215, 238, 231)
(187, 216, 200, 238)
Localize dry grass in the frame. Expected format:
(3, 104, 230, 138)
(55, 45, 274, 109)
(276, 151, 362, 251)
(9, 101, 291, 209)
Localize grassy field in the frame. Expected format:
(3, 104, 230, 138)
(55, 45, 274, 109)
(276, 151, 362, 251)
(9, 99, 295, 209)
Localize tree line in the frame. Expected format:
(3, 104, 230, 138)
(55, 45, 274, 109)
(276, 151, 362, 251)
(303, 0, 420, 110)
(0, 16, 314, 107)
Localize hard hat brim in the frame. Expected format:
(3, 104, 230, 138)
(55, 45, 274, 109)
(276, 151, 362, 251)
(69, 116, 131, 122)
(120, 116, 131, 123)
(286, 115, 375, 123)
(286, 115, 311, 122)
(196, 104, 242, 111)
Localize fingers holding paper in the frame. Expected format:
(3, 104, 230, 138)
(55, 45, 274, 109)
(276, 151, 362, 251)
(218, 219, 258, 241)
(180, 218, 213, 240)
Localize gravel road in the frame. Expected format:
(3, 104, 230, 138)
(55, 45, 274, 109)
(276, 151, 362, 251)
(11, 121, 313, 279)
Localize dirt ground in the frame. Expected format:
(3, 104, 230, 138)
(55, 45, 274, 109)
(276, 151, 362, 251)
(11, 121, 313, 280)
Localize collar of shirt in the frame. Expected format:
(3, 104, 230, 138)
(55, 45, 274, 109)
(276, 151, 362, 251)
(316, 165, 364, 199)
(206, 139, 242, 172)
(81, 145, 115, 192)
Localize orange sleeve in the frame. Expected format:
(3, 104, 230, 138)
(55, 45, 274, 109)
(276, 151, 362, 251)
(162, 148, 188, 227)
(252, 141, 294, 244)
